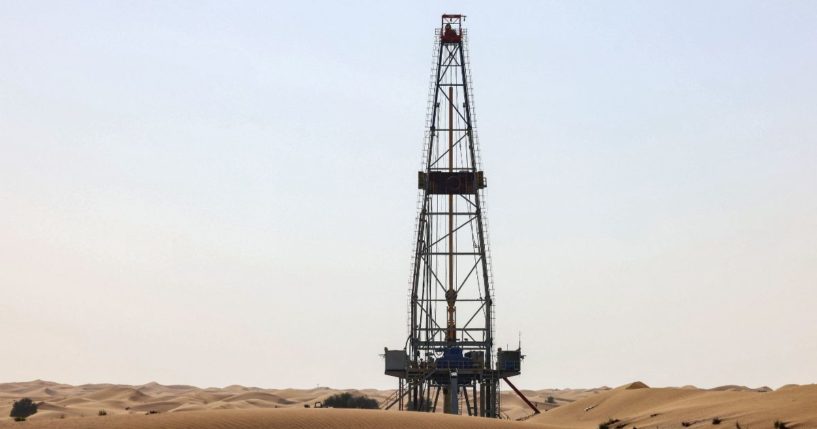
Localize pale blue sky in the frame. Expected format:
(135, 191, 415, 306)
(1, 1, 816, 390)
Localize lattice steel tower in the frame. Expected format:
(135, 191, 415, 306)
(383, 15, 536, 418)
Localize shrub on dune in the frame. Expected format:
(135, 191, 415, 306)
(10, 398, 38, 422)
(321, 392, 379, 409)
(599, 418, 620, 429)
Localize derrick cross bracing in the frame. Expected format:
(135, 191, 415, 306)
(383, 14, 538, 418)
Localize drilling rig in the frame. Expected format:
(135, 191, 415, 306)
(383, 15, 538, 418)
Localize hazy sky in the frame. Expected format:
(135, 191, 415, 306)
(2, 1, 816, 390)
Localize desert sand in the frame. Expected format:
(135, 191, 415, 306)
(0, 407, 545, 429)
(531, 382, 817, 429)
(1, 380, 815, 428)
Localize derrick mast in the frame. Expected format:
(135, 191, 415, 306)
(383, 15, 534, 418)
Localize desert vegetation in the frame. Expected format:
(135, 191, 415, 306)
(599, 417, 620, 429)
(9, 398, 38, 421)
(321, 392, 379, 409)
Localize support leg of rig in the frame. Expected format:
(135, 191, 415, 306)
(449, 371, 459, 415)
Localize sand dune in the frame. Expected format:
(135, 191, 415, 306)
(1, 380, 815, 428)
(222, 391, 295, 404)
(498, 387, 609, 420)
(84, 387, 150, 402)
(0, 408, 540, 429)
(0, 380, 398, 420)
(531, 382, 817, 428)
